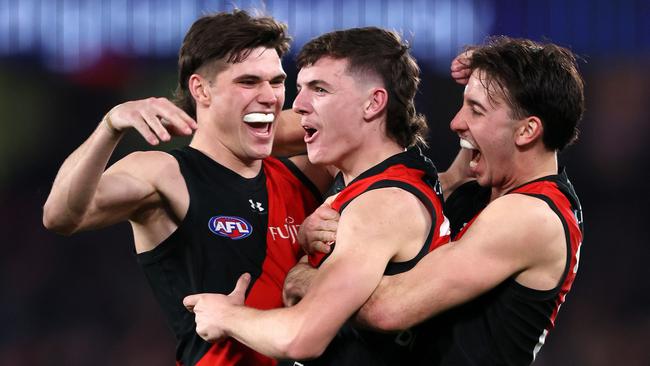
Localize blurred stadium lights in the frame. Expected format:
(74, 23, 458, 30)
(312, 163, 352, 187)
(0, 0, 494, 73)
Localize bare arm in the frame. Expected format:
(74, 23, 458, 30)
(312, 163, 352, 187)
(184, 188, 429, 359)
(42, 98, 197, 235)
(439, 148, 475, 200)
(272, 109, 307, 157)
(357, 194, 566, 331)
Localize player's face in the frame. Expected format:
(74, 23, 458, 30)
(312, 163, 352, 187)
(293, 57, 367, 168)
(208, 47, 286, 163)
(450, 69, 523, 189)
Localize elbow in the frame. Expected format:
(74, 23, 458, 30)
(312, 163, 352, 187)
(283, 336, 327, 361)
(42, 204, 79, 236)
(360, 301, 409, 332)
(369, 313, 402, 333)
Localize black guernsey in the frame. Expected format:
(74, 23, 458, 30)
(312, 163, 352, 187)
(288, 148, 450, 366)
(414, 169, 584, 366)
(137, 146, 321, 366)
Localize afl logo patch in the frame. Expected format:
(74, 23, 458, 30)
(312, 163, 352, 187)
(208, 216, 252, 240)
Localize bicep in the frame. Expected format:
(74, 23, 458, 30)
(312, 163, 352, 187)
(79, 154, 160, 229)
(292, 197, 408, 345)
(415, 196, 554, 312)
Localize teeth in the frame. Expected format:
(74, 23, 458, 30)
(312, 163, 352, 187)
(469, 160, 478, 168)
(459, 139, 476, 150)
(244, 113, 274, 123)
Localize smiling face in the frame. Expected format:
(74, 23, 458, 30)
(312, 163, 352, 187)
(450, 69, 525, 189)
(206, 47, 286, 164)
(292, 57, 369, 168)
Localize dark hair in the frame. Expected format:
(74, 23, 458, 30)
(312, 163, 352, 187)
(467, 36, 585, 151)
(173, 10, 291, 119)
(297, 27, 427, 148)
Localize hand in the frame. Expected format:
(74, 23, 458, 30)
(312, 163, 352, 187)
(104, 97, 198, 145)
(450, 49, 473, 85)
(183, 273, 251, 343)
(282, 256, 317, 306)
(298, 196, 340, 255)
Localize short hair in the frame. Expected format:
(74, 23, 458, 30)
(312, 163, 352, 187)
(173, 10, 291, 119)
(467, 36, 585, 151)
(297, 27, 428, 148)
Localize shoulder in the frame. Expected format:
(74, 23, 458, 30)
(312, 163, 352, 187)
(108, 150, 183, 193)
(459, 193, 565, 267)
(115, 150, 179, 176)
(339, 187, 429, 238)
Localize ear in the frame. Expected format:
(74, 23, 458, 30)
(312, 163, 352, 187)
(188, 74, 212, 108)
(515, 116, 543, 147)
(363, 87, 388, 121)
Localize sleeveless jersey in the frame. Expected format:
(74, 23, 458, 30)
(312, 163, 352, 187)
(294, 147, 450, 366)
(417, 169, 583, 366)
(137, 146, 321, 366)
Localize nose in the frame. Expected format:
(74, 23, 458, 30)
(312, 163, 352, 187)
(258, 81, 278, 106)
(449, 108, 467, 133)
(292, 89, 312, 115)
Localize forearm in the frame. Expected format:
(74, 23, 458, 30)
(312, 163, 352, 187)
(223, 304, 325, 360)
(440, 148, 474, 200)
(356, 253, 453, 331)
(43, 121, 123, 233)
(272, 110, 306, 157)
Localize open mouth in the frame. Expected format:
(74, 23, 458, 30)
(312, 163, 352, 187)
(244, 113, 274, 135)
(460, 138, 481, 169)
(302, 124, 319, 142)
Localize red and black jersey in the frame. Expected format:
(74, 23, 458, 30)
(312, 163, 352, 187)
(417, 169, 583, 366)
(297, 147, 450, 366)
(137, 146, 321, 366)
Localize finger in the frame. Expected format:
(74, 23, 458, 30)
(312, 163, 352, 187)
(131, 118, 160, 145)
(159, 116, 192, 136)
(142, 111, 171, 142)
(158, 111, 194, 136)
(316, 206, 340, 221)
(317, 219, 338, 233)
(311, 240, 332, 254)
(230, 273, 252, 298)
(323, 193, 339, 206)
(315, 229, 336, 243)
(183, 294, 201, 311)
(159, 98, 198, 130)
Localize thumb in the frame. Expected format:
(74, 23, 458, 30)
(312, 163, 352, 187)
(230, 273, 251, 300)
(183, 294, 201, 312)
(324, 193, 339, 206)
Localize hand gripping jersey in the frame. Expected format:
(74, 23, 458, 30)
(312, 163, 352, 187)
(418, 169, 583, 366)
(293, 147, 450, 366)
(137, 146, 321, 366)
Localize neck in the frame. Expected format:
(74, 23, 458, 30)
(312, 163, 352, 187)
(339, 134, 404, 184)
(490, 149, 558, 200)
(190, 126, 262, 179)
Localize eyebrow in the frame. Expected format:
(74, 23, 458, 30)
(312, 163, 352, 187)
(233, 73, 287, 82)
(467, 97, 488, 111)
(298, 79, 334, 89)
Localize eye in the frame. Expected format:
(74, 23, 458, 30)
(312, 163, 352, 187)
(239, 79, 257, 86)
(315, 86, 328, 94)
(271, 79, 285, 88)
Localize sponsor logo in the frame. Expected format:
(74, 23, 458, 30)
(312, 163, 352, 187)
(269, 216, 300, 244)
(208, 216, 252, 240)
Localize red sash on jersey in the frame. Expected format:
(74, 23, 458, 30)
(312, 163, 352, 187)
(197, 157, 320, 366)
(309, 163, 449, 268)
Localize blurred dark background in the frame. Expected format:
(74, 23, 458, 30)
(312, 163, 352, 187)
(1, 0, 648, 365)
